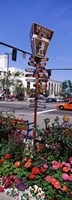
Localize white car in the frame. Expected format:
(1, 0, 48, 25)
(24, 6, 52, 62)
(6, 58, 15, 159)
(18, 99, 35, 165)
(56, 98, 64, 102)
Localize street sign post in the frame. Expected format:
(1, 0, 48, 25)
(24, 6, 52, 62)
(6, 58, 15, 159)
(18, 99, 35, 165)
(30, 23, 54, 58)
(29, 23, 54, 145)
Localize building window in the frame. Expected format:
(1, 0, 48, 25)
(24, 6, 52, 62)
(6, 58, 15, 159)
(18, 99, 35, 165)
(27, 82, 30, 89)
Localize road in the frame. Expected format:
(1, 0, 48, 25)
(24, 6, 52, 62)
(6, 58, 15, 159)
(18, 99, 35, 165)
(0, 100, 72, 128)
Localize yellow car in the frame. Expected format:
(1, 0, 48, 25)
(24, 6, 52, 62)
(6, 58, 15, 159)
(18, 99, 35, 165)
(56, 101, 72, 110)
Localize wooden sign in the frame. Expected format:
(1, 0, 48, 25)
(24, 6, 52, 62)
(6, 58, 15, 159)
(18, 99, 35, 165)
(25, 68, 35, 73)
(40, 57, 49, 62)
(29, 57, 35, 62)
(28, 62, 36, 67)
(25, 74, 34, 77)
(39, 63, 46, 67)
(30, 23, 54, 58)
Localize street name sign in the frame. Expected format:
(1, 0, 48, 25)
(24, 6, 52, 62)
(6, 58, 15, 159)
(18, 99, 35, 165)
(38, 78, 47, 82)
(25, 74, 34, 77)
(29, 57, 35, 62)
(30, 23, 54, 58)
(28, 62, 36, 67)
(40, 57, 49, 62)
(25, 68, 35, 73)
(39, 63, 46, 68)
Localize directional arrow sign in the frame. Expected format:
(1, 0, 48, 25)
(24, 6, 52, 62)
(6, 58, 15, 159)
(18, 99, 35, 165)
(29, 57, 35, 62)
(40, 57, 49, 62)
(39, 73, 46, 78)
(38, 79, 47, 82)
(25, 68, 35, 72)
(39, 63, 46, 68)
(28, 62, 36, 67)
(25, 74, 34, 77)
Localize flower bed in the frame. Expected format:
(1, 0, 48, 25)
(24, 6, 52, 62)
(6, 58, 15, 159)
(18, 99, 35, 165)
(0, 115, 72, 200)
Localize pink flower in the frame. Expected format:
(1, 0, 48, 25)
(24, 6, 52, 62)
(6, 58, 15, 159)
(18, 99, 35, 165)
(43, 164, 48, 169)
(0, 186, 4, 192)
(52, 160, 58, 165)
(70, 168, 72, 172)
(65, 163, 71, 168)
(62, 162, 66, 165)
(62, 173, 69, 181)
(52, 164, 59, 170)
(69, 174, 72, 181)
(45, 175, 52, 182)
(69, 157, 72, 165)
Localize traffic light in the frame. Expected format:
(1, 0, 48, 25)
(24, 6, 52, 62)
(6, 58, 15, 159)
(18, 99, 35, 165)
(48, 69, 51, 77)
(12, 48, 17, 61)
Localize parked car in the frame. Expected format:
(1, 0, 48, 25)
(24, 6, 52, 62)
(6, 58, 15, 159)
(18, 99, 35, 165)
(38, 94, 48, 100)
(64, 97, 72, 102)
(56, 97, 65, 102)
(56, 101, 72, 110)
(46, 98, 57, 103)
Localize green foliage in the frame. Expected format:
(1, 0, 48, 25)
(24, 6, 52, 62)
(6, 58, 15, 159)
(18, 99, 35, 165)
(35, 116, 72, 161)
(61, 80, 72, 97)
(0, 115, 72, 199)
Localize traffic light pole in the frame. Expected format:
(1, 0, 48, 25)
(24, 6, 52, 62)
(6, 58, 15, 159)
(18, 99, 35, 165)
(5, 53, 9, 101)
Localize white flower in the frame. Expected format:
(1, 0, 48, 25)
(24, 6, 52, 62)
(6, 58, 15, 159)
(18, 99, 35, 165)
(29, 186, 33, 191)
(34, 185, 38, 191)
(36, 192, 42, 197)
(33, 185, 38, 193)
(28, 194, 33, 199)
(38, 187, 42, 193)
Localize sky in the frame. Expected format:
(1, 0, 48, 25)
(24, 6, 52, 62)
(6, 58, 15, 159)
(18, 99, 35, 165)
(0, 0, 72, 82)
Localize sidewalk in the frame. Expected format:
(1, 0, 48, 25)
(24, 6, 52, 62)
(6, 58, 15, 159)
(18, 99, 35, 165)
(0, 193, 15, 200)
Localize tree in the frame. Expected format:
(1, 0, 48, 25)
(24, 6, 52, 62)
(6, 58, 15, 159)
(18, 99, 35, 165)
(0, 71, 25, 98)
(60, 80, 72, 97)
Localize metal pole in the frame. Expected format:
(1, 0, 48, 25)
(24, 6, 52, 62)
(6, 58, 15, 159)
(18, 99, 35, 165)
(5, 53, 9, 101)
(33, 61, 40, 145)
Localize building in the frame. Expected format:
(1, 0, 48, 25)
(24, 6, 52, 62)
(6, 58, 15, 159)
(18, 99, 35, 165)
(9, 67, 62, 97)
(0, 55, 62, 97)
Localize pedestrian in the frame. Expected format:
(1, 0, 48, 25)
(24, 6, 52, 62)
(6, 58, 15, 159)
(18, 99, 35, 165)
(61, 115, 72, 128)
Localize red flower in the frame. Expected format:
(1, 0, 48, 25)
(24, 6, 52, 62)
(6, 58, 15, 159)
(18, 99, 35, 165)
(48, 199, 54, 200)
(61, 185, 68, 192)
(4, 154, 11, 159)
(24, 161, 31, 168)
(54, 180, 61, 189)
(4, 178, 10, 187)
(41, 167, 46, 173)
(27, 158, 32, 163)
(0, 186, 4, 192)
(63, 166, 70, 172)
(0, 159, 4, 163)
(29, 173, 35, 179)
(37, 144, 44, 151)
(32, 167, 40, 175)
(14, 161, 21, 167)
(24, 157, 27, 162)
